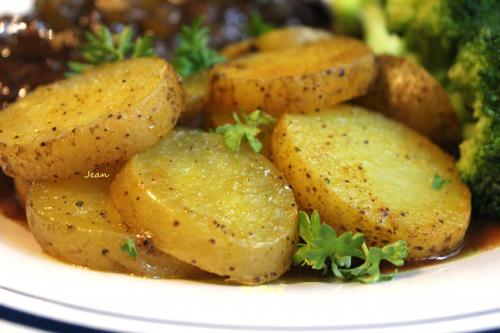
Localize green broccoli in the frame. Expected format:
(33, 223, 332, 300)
(331, 0, 500, 217)
(385, 0, 498, 81)
(331, 0, 406, 56)
(451, 14, 500, 217)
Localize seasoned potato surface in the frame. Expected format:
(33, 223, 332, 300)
(0, 58, 183, 181)
(208, 37, 377, 117)
(27, 172, 204, 278)
(111, 130, 298, 284)
(221, 26, 333, 59)
(272, 105, 471, 259)
(356, 55, 461, 149)
(180, 71, 209, 124)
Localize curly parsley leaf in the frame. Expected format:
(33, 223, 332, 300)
(121, 238, 138, 259)
(215, 110, 276, 153)
(293, 211, 408, 283)
(245, 11, 275, 37)
(432, 174, 451, 190)
(65, 25, 155, 77)
(172, 17, 226, 78)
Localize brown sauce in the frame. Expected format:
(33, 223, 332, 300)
(0, 174, 26, 224)
(395, 219, 500, 272)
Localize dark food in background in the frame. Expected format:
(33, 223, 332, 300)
(35, 0, 332, 53)
(0, 17, 76, 110)
(0, 0, 331, 110)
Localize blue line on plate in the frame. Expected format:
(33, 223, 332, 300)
(1, 285, 500, 331)
(0, 304, 117, 333)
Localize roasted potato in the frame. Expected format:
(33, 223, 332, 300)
(0, 58, 184, 181)
(207, 37, 377, 118)
(356, 55, 461, 149)
(111, 130, 298, 284)
(26, 171, 205, 279)
(271, 105, 471, 259)
(179, 71, 210, 125)
(221, 26, 333, 59)
(14, 178, 30, 207)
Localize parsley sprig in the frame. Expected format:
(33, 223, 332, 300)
(66, 26, 155, 77)
(121, 238, 138, 259)
(215, 110, 276, 153)
(293, 211, 408, 283)
(172, 17, 226, 78)
(432, 174, 451, 190)
(245, 11, 275, 37)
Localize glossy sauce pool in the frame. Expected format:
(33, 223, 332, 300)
(1, 172, 499, 282)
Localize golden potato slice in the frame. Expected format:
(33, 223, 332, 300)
(26, 172, 204, 279)
(356, 55, 461, 149)
(207, 37, 377, 118)
(0, 58, 184, 181)
(14, 178, 30, 207)
(179, 71, 209, 125)
(221, 26, 334, 59)
(111, 130, 298, 284)
(272, 105, 471, 259)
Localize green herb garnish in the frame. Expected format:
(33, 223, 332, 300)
(432, 174, 451, 190)
(293, 211, 408, 283)
(66, 25, 155, 77)
(172, 17, 226, 78)
(215, 110, 276, 153)
(245, 11, 275, 37)
(121, 238, 138, 259)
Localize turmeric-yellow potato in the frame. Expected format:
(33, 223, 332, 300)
(111, 130, 298, 284)
(272, 105, 471, 259)
(0, 58, 183, 181)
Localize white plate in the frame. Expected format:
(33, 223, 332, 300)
(1, 213, 500, 333)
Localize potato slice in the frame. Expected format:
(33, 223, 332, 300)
(0, 58, 184, 181)
(14, 178, 30, 207)
(26, 172, 204, 279)
(356, 55, 461, 149)
(207, 37, 377, 118)
(221, 26, 334, 59)
(179, 71, 210, 125)
(271, 105, 471, 259)
(111, 130, 298, 284)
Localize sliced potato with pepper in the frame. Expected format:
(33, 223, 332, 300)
(208, 37, 377, 118)
(0, 58, 183, 181)
(272, 105, 471, 259)
(179, 71, 210, 125)
(221, 26, 333, 59)
(111, 130, 298, 285)
(356, 55, 461, 149)
(26, 172, 204, 279)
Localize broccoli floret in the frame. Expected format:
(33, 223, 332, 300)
(331, 0, 406, 55)
(453, 23, 500, 216)
(359, 2, 406, 55)
(385, 0, 498, 81)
